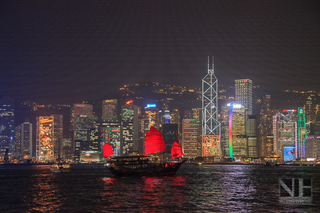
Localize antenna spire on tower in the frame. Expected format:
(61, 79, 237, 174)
(207, 56, 214, 74)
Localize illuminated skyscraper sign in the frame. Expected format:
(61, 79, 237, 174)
(146, 104, 156, 108)
(108, 127, 121, 156)
(37, 115, 63, 161)
(38, 116, 54, 160)
(202, 135, 221, 156)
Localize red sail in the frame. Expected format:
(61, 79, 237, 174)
(144, 126, 166, 155)
(103, 142, 113, 157)
(171, 141, 183, 159)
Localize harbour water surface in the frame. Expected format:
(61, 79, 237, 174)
(0, 164, 319, 212)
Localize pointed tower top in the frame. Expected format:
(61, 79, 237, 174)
(208, 56, 214, 74)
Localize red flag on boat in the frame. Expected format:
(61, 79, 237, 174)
(171, 141, 183, 159)
(103, 142, 113, 157)
(144, 126, 166, 155)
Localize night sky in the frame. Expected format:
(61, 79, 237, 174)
(1, 0, 319, 103)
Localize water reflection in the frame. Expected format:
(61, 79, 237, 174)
(27, 165, 61, 212)
(141, 176, 186, 209)
(100, 176, 186, 212)
(1, 164, 319, 212)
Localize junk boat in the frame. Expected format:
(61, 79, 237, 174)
(104, 126, 184, 177)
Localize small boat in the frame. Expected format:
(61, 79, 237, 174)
(264, 155, 279, 166)
(50, 162, 71, 172)
(104, 126, 184, 177)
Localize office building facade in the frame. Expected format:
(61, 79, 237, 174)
(0, 97, 14, 154)
(235, 79, 252, 115)
(182, 119, 199, 158)
(121, 102, 139, 155)
(102, 99, 118, 121)
(273, 110, 297, 161)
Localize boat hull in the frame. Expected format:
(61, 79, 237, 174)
(106, 156, 184, 177)
(50, 163, 71, 172)
(264, 162, 278, 166)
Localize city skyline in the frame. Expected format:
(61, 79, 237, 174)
(1, 1, 319, 103)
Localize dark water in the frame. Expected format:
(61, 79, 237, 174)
(0, 164, 319, 213)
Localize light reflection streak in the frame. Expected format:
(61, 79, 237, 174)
(140, 176, 186, 210)
(100, 176, 186, 212)
(28, 165, 62, 212)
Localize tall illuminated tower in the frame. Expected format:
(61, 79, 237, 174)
(0, 97, 14, 154)
(273, 110, 297, 161)
(121, 100, 139, 155)
(21, 122, 33, 158)
(235, 79, 252, 115)
(102, 99, 118, 121)
(228, 103, 247, 158)
(297, 107, 307, 159)
(202, 56, 221, 157)
(72, 103, 95, 161)
(37, 115, 63, 161)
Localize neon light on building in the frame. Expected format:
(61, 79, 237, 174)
(108, 127, 121, 156)
(145, 111, 157, 128)
(228, 102, 233, 158)
(273, 116, 277, 153)
(284, 146, 295, 161)
(38, 116, 54, 161)
(202, 135, 220, 156)
(126, 100, 133, 105)
(295, 121, 298, 159)
(146, 104, 156, 108)
(297, 107, 307, 159)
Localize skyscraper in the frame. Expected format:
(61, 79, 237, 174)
(259, 95, 274, 157)
(273, 110, 297, 161)
(121, 101, 140, 155)
(182, 119, 199, 158)
(74, 116, 97, 161)
(97, 121, 121, 156)
(14, 125, 21, 156)
(0, 97, 14, 154)
(21, 122, 33, 158)
(162, 123, 179, 158)
(228, 103, 247, 158)
(235, 79, 252, 115)
(202, 57, 221, 157)
(71, 103, 94, 128)
(102, 99, 118, 121)
(182, 108, 202, 157)
(71, 103, 95, 161)
(37, 115, 63, 161)
(247, 115, 258, 158)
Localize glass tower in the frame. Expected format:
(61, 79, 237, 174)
(202, 56, 221, 157)
(0, 97, 14, 154)
(235, 79, 252, 115)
